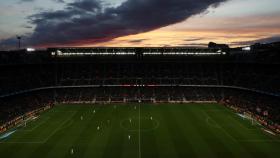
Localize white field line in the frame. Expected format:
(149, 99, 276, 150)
(207, 110, 258, 131)
(0, 111, 76, 144)
(19, 117, 50, 132)
(205, 116, 262, 142)
(202, 110, 238, 142)
(221, 113, 258, 131)
(205, 117, 220, 128)
(138, 104, 141, 158)
(203, 110, 280, 143)
(41, 112, 76, 143)
(8, 111, 75, 133)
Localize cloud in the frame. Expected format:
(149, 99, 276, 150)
(67, 0, 101, 11)
(20, 0, 64, 3)
(54, 0, 65, 3)
(20, 0, 35, 2)
(178, 43, 209, 47)
(184, 37, 208, 42)
(3, 0, 228, 47)
(253, 36, 280, 44)
(231, 35, 280, 46)
(128, 39, 147, 43)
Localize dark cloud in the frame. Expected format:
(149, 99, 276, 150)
(20, 0, 35, 2)
(0, 38, 18, 48)
(67, 0, 101, 11)
(128, 39, 147, 43)
(20, 0, 64, 3)
(3, 0, 228, 47)
(253, 36, 280, 44)
(23, 25, 33, 29)
(184, 37, 207, 42)
(178, 43, 209, 48)
(231, 35, 280, 46)
(54, 0, 65, 3)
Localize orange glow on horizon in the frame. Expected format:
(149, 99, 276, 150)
(38, 15, 280, 48)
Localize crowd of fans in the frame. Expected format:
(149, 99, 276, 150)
(0, 90, 54, 125)
(1, 87, 279, 133)
(222, 89, 280, 133)
(0, 62, 279, 96)
(53, 87, 221, 103)
(0, 45, 279, 133)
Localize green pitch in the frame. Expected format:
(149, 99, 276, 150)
(0, 103, 280, 158)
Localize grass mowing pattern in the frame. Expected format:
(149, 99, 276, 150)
(0, 103, 280, 158)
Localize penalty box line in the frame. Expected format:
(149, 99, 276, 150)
(202, 110, 238, 143)
(0, 112, 76, 144)
(41, 111, 77, 143)
(19, 117, 50, 132)
(203, 110, 280, 143)
(19, 111, 76, 133)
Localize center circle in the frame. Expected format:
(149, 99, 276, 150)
(120, 117, 159, 132)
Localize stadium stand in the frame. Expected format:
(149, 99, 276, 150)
(0, 43, 280, 133)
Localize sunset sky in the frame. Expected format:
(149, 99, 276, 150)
(0, 0, 279, 49)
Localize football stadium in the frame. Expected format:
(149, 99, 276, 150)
(0, 43, 280, 158)
(0, 0, 280, 158)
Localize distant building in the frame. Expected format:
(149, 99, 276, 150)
(208, 42, 230, 49)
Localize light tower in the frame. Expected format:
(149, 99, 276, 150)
(17, 36, 21, 49)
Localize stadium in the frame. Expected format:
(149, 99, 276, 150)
(0, 42, 280, 158)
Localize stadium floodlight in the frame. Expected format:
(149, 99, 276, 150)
(26, 48, 35, 52)
(242, 46, 251, 51)
(57, 50, 63, 56)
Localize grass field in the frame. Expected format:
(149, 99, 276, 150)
(0, 103, 280, 158)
